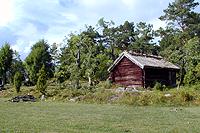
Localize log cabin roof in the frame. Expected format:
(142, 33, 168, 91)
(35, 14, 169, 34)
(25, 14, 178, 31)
(108, 51, 180, 72)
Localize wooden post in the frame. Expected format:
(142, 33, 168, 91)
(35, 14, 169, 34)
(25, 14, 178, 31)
(143, 69, 145, 88)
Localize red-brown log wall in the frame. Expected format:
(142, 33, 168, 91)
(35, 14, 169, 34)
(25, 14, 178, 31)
(110, 57, 143, 87)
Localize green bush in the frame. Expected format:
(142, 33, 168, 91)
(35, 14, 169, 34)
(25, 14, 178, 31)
(153, 82, 163, 91)
(36, 65, 47, 95)
(83, 89, 114, 104)
(117, 92, 139, 105)
(14, 71, 22, 93)
(95, 80, 112, 90)
(190, 84, 200, 90)
(153, 82, 168, 91)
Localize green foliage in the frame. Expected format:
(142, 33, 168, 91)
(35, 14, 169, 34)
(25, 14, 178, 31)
(25, 39, 54, 85)
(153, 82, 162, 91)
(184, 63, 200, 84)
(10, 51, 25, 84)
(36, 65, 47, 95)
(158, 0, 200, 86)
(130, 22, 157, 54)
(0, 43, 13, 84)
(14, 71, 22, 93)
(159, 0, 199, 33)
(183, 37, 200, 85)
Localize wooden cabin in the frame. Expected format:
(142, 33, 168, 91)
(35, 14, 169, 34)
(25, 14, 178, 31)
(108, 51, 180, 88)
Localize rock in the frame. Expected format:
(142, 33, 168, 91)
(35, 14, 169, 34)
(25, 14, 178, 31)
(9, 95, 36, 102)
(41, 95, 45, 101)
(164, 93, 171, 97)
(109, 94, 120, 102)
(69, 96, 80, 102)
(115, 87, 142, 93)
(69, 98, 76, 102)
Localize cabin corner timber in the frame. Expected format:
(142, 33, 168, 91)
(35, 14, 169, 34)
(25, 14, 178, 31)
(108, 51, 180, 88)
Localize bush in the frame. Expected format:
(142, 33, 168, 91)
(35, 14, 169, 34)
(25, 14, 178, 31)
(153, 82, 163, 91)
(190, 84, 200, 90)
(14, 71, 22, 93)
(36, 65, 47, 95)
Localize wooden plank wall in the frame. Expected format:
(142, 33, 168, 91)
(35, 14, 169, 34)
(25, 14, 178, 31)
(111, 57, 143, 87)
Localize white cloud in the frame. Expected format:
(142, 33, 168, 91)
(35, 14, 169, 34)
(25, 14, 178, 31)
(11, 39, 32, 54)
(77, 0, 107, 8)
(61, 13, 79, 22)
(0, 0, 15, 26)
(121, 0, 137, 9)
(16, 23, 38, 38)
(148, 18, 166, 30)
(12, 23, 42, 54)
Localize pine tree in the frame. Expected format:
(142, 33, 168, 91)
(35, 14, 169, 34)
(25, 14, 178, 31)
(25, 39, 54, 85)
(36, 65, 47, 95)
(14, 71, 22, 93)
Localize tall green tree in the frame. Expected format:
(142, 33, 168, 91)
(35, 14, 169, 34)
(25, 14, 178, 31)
(0, 43, 13, 85)
(10, 51, 25, 84)
(25, 39, 54, 85)
(50, 42, 60, 69)
(97, 18, 120, 61)
(130, 22, 157, 54)
(183, 37, 200, 84)
(158, 0, 200, 86)
(115, 21, 137, 51)
(58, 34, 82, 88)
(58, 24, 113, 87)
(36, 65, 47, 95)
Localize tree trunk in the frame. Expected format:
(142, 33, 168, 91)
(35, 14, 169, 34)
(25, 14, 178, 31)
(111, 45, 115, 61)
(2, 71, 6, 86)
(88, 73, 92, 87)
(177, 63, 185, 89)
(75, 45, 81, 89)
(75, 79, 80, 89)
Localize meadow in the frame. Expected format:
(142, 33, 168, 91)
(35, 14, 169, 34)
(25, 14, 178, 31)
(1, 98, 200, 133)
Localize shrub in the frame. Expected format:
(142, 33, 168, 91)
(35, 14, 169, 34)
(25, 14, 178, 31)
(191, 84, 200, 90)
(153, 82, 163, 91)
(95, 80, 112, 90)
(36, 65, 47, 95)
(117, 92, 139, 105)
(14, 71, 22, 93)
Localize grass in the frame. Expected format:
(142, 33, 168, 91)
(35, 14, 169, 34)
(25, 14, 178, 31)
(1, 98, 200, 132)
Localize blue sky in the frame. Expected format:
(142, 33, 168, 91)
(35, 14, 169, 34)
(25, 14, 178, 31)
(0, 0, 199, 59)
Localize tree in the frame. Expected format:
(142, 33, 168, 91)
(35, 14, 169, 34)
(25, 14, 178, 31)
(0, 43, 13, 85)
(58, 34, 82, 88)
(25, 39, 54, 85)
(183, 37, 200, 84)
(97, 18, 119, 61)
(158, 0, 200, 86)
(159, 0, 199, 34)
(130, 22, 157, 54)
(50, 42, 60, 70)
(14, 71, 22, 93)
(115, 21, 137, 51)
(10, 51, 25, 84)
(36, 65, 47, 95)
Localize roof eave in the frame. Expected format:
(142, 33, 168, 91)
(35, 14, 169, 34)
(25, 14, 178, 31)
(143, 65, 180, 70)
(107, 51, 144, 72)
